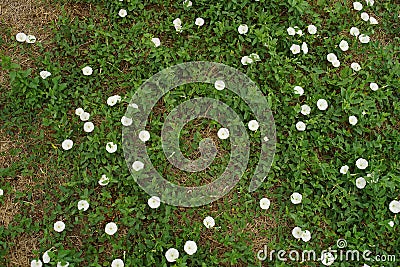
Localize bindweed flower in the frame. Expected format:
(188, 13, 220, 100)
(26, 35, 36, 43)
(369, 17, 378, 24)
(339, 40, 349, 51)
(40, 71, 51, 79)
(301, 42, 308, 54)
(111, 259, 124, 267)
(321, 252, 335, 266)
(241, 56, 253, 65)
(389, 200, 400, 214)
(98, 174, 110, 186)
(0, 189, 3, 196)
(290, 44, 301, 54)
(184, 240, 198, 255)
(83, 122, 94, 133)
(294, 86, 304, 96)
(356, 158, 368, 169)
(195, 17, 205, 26)
(388, 221, 394, 227)
(106, 142, 117, 153)
(296, 121, 306, 131)
(129, 103, 138, 109)
(151, 37, 161, 47)
(249, 53, 261, 61)
(132, 161, 144, 171)
(173, 18, 182, 26)
(300, 104, 311, 115)
(287, 27, 296, 36)
(290, 192, 302, 204)
(16, 32, 27, 42)
(82, 66, 93, 76)
(62, 139, 73, 150)
(54, 221, 65, 232)
(326, 53, 337, 63)
(214, 80, 225, 90)
(353, 1, 363, 10)
(183, 0, 192, 7)
(57, 262, 69, 267)
(248, 120, 259, 131)
(307, 25, 317, 34)
(107, 95, 121, 106)
(349, 116, 358, 125)
(365, 0, 374, 6)
(356, 177, 366, 189)
(260, 198, 270, 210)
(118, 9, 127, 17)
(340, 165, 349, 174)
(165, 248, 179, 262)
(174, 24, 183, 32)
(105, 222, 118, 235)
(361, 12, 369, 21)
(31, 259, 43, 267)
(359, 34, 370, 44)
(238, 24, 248, 34)
(42, 250, 51, 263)
(217, 128, 229, 140)
(292, 227, 303, 239)
(301, 230, 311, 242)
(296, 29, 303, 36)
(148, 196, 161, 209)
(317, 99, 328, 111)
(369, 82, 379, 91)
(139, 130, 150, 142)
(350, 27, 360, 37)
(80, 112, 90, 121)
(121, 116, 133, 126)
(332, 60, 341, 68)
(203, 216, 215, 228)
(351, 62, 361, 71)
(78, 200, 89, 211)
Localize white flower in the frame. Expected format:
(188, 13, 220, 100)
(301, 42, 308, 54)
(340, 165, 349, 174)
(129, 103, 138, 109)
(61, 139, 73, 150)
(121, 116, 133, 126)
(214, 80, 225, 90)
(353, 1, 363, 11)
(105, 222, 118, 235)
(301, 230, 311, 242)
(31, 260, 43, 267)
(339, 40, 349, 51)
(290, 44, 301, 54)
(78, 200, 89, 211)
(54, 221, 65, 232)
(321, 252, 335, 266)
(369, 17, 378, 24)
(217, 128, 229, 140)
(300, 104, 311, 115)
(296, 29, 303, 36)
(83, 122, 94, 133)
(294, 86, 304, 96)
(174, 24, 183, 32)
(132, 161, 144, 171)
(75, 108, 84, 116)
(307, 25, 317, 34)
(326, 53, 337, 63)
(106, 142, 117, 153)
(349, 116, 358, 125)
(296, 121, 306, 131)
(317, 99, 328, 111)
(118, 9, 127, 17)
(292, 227, 303, 239)
(195, 17, 205, 26)
(241, 56, 253, 65)
(203, 216, 215, 228)
(369, 82, 379, 91)
(351, 62, 361, 71)
(0, 189, 3, 196)
(365, 0, 374, 6)
(138, 130, 150, 142)
(249, 53, 261, 61)
(361, 12, 369, 21)
(173, 18, 182, 26)
(388, 221, 394, 227)
(350, 27, 360, 36)
(183, 0, 192, 7)
(359, 34, 370, 43)
(148, 196, 161, 209)
(42, 250, 51, 263)
(80, 112, 90, 121)
(26, 35, 36, 44)
(151, 37, 161, 47)
(356, 158, 368, 169)
(259, 198, 270, 210)
(82, 66, 93, 76)
(107, 95, 121, 106)
(389, 200, 400, 214)
(332, 60, 341, 68)
(16, 32, 27, 42)
(99, 174, 110, 186)
(57, 262, 69, 267)
(263, 136, 269, 142)
(356, 177, 366, 189)
(238, 24, 248, 34)
(184, 241, 198, 255)
(111, 259, 124, 267)
(248, 120, 259, 131)
(40, 71, 51, 79)
(287, 27, 296, 36)
(290, 192, 302, 204)
(165, 248, 179, 263)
